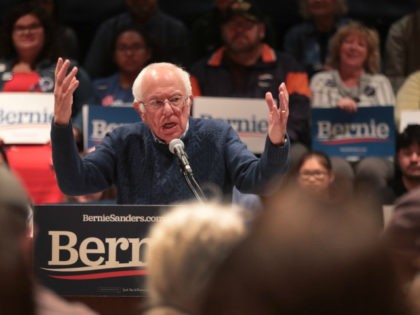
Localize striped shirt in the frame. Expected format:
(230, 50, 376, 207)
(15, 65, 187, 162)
(310, 70, 395, 108)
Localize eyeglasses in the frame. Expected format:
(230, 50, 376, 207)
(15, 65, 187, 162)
(299, 170, 328, 180)
(141, 95, 188, 111)
(13, 23, 42, 34)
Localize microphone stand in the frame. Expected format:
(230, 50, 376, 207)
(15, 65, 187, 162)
(180, 166, 207, 203)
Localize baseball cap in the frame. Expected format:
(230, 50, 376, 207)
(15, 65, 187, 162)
(222, 0, 263, 23)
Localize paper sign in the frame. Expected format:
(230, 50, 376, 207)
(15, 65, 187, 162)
(0, 92, 54, 144)
(193, 96, 268, 154)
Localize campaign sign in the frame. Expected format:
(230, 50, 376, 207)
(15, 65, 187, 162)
(193, 96, 268, 154)
(0, 92, 54, 144)
(400, 110, 420, 132)
(34, 204, 167, 297)
(311, 106, 395, 161)
(82, 105, 140, 151)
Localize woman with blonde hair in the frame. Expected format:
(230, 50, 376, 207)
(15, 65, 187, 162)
(143, 202, 248, 315)
(310, 21, 395, 207)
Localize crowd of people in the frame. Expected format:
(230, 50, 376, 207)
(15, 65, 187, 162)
(0, 0, 417, 208)
(1, 0, 420, 313)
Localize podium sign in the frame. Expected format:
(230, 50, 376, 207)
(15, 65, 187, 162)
(34, 204, 166, 297)
(311, 106, 395, 161)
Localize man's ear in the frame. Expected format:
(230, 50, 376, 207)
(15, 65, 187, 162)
(133, 101, 145, 119)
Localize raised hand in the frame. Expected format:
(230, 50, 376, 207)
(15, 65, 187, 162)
(53, 58, 79, 125)
(265, 82, 289, 145)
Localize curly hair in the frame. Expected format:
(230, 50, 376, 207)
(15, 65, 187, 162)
(328, 21, 380, 74)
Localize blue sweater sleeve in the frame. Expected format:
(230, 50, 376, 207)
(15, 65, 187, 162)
(50, 122, 111, 195)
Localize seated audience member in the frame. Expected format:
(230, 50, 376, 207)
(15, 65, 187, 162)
(83, 0, 189, 79)
(31, 0, 80, 60)
(310, 21, 395, 194)
(385, 5, 420, 93)
(0, 3, 93, 204)
(199, 183, 412, 315)
(0, 2, 92, 118)
(51, 60, 290, 204)
(189, 0, 277, 63)
(190, 0, 311, 159)
(0, 165, 99, 315)
(93, 24, 154, 106)
(386, 124, 420, 203)
(143, 202, 247, 315)
(294, 150, 337, 201)
(283, 0, 350, 77)
(395, 70, 420, 128)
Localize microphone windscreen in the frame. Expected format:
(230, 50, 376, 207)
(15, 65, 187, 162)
(169, 138, 184, 154)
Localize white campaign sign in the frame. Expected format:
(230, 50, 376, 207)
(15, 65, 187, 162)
(192, 96, 268, 154)
(0, 92, 54, 144)
(400, 110, 420, 132)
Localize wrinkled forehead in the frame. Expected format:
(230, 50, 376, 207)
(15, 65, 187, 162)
(141, 67, 186, 98)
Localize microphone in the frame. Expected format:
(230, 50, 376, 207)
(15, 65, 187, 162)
(169, 139, 193, 175)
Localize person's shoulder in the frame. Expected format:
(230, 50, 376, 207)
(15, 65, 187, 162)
(311, 70, 334, 81)
(389, 10, 419, 31)
(284, 21, 315, 37)
(274, 49, 306, 71)
(369, 73, 392, 84)
(310, 70, 335, 87)
(93, 73, 119, 87)
(95, 12, 132, 31)
(153, 9, 188, 29)
(405, 70, 420, 83)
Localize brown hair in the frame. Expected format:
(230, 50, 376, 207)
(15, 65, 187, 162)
(329, 21, 380, 74)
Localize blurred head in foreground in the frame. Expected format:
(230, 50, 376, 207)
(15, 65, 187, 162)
(144, 202, 247, 315)
(0, 166, 34, 315)
(199, 184, 412, 315)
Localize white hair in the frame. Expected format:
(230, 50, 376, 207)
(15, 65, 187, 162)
(144, 201, 247, 315)
(132, 62, 193, 103)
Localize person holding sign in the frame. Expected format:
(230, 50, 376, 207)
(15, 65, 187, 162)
(310, 21, 395, 199)
(0, 3, 93, 204)
(51, 59, 290, 204)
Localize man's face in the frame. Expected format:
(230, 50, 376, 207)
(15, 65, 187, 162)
(398, 143, 420, 180)
(221, 15, 264, 53)
(135, 67, 191, 144)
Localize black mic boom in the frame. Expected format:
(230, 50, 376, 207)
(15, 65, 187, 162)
(169, 139, 193, 175)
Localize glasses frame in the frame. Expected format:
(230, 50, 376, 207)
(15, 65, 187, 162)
(140, 95, 189, 112)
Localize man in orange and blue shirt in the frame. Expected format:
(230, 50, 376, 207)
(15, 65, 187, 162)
(189, 0, 311, 150)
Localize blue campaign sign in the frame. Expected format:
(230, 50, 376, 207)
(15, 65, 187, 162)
(311, 106, 396, 160)
(82, 105, 141, 151)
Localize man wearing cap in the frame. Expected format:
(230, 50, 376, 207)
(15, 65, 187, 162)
(189, 0, 311, 158)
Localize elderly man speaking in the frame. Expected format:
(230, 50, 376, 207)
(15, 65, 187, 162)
(50, 58, 290, 204)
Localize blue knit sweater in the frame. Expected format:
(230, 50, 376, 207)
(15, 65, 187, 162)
(51, 118, 289, 204)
